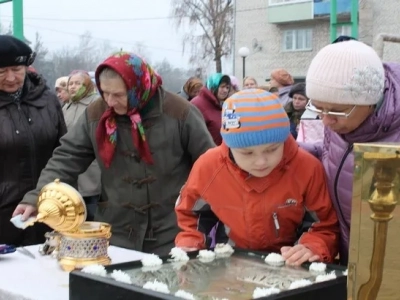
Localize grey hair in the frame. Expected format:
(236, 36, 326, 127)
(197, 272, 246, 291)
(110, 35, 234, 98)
(98, 67, 122, 81)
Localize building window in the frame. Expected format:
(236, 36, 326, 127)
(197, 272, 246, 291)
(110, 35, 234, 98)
(283, 29, 313, 51)
(269, 0, 311, 5)
(336, 25, 352, 38)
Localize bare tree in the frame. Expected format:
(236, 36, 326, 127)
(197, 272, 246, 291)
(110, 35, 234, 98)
(0, 23, 12, 35)
(32, 32, 49, 63)
(153, 59, 202, 92)
(77, 31, 99, 69)
(171, 0, 233, 73)
(131, 41, 152, 63)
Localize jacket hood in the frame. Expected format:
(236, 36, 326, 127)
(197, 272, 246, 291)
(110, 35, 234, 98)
(343, 62, 400, 143)
(197, 86, 221, 108)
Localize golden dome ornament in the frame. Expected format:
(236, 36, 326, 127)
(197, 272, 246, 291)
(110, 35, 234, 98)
(35, 179, 87, 231)
(28, 179, 112, 272)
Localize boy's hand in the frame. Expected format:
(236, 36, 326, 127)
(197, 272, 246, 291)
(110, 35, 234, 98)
(281, 245, 320, 266)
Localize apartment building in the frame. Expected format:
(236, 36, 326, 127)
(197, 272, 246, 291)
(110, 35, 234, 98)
(233, 0, 400, 85)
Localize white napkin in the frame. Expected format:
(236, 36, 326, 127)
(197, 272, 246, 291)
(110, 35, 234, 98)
(10, 214, 36, 229)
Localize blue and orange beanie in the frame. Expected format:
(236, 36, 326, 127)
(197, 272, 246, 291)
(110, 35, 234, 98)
(221, 89, 290, 148)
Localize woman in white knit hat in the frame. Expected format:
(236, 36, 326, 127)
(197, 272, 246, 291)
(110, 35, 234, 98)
(302, 40, 400, 265)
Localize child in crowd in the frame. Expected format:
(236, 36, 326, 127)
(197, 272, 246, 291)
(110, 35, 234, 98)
(175, 89, 339, 266)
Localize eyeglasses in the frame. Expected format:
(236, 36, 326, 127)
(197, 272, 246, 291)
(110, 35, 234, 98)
(305, 100, 356, 119)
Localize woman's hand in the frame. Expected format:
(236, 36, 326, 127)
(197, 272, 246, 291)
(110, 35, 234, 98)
(12, 204, 37, 221)
(281, 244, 320, 266)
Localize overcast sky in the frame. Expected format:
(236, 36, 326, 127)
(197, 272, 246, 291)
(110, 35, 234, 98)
(0, 0, 200, 69)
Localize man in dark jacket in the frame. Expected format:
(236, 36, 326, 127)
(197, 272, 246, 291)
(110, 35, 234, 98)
(0, 35, 67, 246)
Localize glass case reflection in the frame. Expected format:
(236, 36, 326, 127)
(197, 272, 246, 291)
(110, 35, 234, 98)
(349, 143, 400, 300)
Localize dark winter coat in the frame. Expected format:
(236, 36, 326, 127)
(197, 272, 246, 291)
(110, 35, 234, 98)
(0, 72, 67, 246)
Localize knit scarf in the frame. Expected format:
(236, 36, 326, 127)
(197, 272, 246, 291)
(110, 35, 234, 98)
(95, 52, 162, 168)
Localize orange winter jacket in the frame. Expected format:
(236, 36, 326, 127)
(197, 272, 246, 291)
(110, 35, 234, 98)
(175, 136, 339, 263)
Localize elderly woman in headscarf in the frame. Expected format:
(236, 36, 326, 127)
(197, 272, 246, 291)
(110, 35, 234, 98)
(269, 68, 294, 106)
(63, 70, 101, 221)
(191, 73, 231, 145)
(55, 76, 70, 106)
(14, 52, 214, 255)
(178, 77, 203, 101)
(0, 35, 67, 246)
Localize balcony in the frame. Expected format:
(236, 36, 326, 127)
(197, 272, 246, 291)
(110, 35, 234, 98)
(268, 0, 352, 24)
(314, 0, 351, 16)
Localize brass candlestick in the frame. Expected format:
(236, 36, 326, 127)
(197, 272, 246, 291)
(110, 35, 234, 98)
(357, 153, 399, 300)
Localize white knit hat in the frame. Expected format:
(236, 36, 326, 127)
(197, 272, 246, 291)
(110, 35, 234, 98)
(306, 40, 385, 105)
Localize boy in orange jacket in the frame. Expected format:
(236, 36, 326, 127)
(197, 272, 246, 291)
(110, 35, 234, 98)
(175, 89, 339, 266)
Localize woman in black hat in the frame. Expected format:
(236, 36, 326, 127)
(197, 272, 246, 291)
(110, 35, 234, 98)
(285, 82, 308, 140)
(0, 35, 67, 246)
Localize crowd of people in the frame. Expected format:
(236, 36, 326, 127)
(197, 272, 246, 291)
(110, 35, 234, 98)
(1, 33, 399, 267)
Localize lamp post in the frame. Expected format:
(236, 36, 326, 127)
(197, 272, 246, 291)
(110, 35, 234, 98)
(238, 46, 250, 79)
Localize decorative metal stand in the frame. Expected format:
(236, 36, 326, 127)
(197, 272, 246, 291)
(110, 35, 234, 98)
(357, 153, 399, 300)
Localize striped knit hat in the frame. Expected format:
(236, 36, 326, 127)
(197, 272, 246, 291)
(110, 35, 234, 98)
(221, 89, 290, 148)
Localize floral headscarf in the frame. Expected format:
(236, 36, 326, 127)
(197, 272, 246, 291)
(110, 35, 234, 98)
(95, 52, 162, 168)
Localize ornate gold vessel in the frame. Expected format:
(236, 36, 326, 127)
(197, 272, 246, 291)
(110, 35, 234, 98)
(349, 143, 400, 300)
(28, 179, 111, 272)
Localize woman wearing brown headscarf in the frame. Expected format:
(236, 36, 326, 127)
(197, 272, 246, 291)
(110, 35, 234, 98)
(63, 70, 101, 220)
(179, 77, 203, 101)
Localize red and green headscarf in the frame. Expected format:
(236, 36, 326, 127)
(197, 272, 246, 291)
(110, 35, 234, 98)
(95, 52, 162, 168)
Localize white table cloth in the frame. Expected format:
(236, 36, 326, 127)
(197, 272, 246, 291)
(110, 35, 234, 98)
(0, 245, 148, 300)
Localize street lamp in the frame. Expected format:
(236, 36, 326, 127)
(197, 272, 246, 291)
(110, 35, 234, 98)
(238, 46, 250, 79)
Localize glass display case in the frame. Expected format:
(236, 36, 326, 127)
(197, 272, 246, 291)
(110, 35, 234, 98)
(69, 249, 346, 300)
(348, 143, 400, 300)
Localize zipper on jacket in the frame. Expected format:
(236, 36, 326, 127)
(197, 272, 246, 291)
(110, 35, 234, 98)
(333, 144, 353, 231)
(273, 212, 280, 237)
(17, 102, 37, 188)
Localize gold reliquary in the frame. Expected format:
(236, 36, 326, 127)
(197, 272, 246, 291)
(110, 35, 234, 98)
(26, 179, 111, 272)
(348, 143, 400, 300)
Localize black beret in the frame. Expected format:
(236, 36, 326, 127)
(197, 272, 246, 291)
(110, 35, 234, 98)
(0, 35, 36, 68)
(289, 82, 308, 99)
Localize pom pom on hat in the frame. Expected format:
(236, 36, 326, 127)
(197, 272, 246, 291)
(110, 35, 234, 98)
(221, 89, 290, 148)
(306, 40, 384, 106)
(0, 35, 35, 68)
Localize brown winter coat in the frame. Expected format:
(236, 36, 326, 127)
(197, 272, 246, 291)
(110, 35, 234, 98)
(21, 88, 215, 255)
